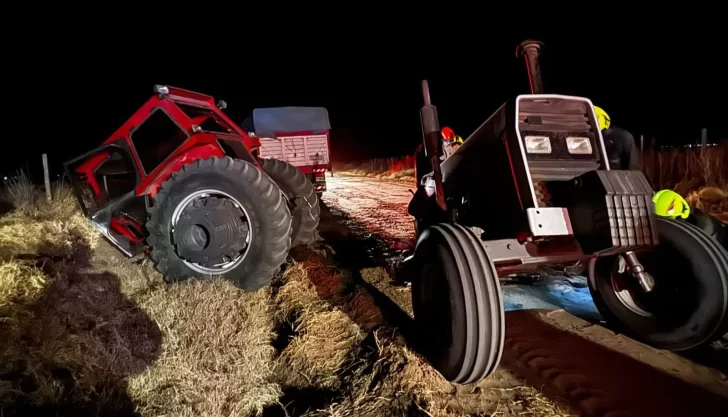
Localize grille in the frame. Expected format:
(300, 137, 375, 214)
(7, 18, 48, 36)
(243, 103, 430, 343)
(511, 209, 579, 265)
(518, 98, 593, 133)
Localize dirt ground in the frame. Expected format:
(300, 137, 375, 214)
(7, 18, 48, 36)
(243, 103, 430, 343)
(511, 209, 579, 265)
(321, 174, 728, 417)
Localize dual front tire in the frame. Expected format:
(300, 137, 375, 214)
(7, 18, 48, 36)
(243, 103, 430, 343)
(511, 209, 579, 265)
(411, 223, 505, 384)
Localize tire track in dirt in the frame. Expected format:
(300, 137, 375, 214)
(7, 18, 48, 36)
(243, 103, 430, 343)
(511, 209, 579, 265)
(322, 175, 728, 417)
(503, 310, 728, 417)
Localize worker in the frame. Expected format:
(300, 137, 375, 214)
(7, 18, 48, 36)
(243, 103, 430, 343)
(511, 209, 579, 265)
(652, 189, 691, 219)
(652, 189, 726, 249)
(594, 106, 639, 170)
(441, 127, 464, 160)
(452, 134, 464, 151)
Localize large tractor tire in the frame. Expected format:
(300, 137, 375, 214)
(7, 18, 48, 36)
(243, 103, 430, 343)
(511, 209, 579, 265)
(146, 157, 292, 291)
(259, 158, 320, 247)
(411, 223, 505, 384)
(589, 217, 728, 351)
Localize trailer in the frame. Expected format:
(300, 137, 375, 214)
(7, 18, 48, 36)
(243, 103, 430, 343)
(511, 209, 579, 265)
(242, 107, 331, 193)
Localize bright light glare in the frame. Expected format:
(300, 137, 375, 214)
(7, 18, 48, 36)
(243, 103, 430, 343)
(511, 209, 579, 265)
(566, 137, 592, 154)
(524, 136, 552, 154)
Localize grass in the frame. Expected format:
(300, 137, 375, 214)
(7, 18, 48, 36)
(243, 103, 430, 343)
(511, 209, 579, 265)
(0, 178, 280, 416)
(0, 173, 573, 416)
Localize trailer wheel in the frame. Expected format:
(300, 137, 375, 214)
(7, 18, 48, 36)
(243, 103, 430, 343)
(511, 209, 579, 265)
(146, 157, 292, 291)
(259, 158, 320, 247)
(589, 218, 728, 350)
(411, 223, 505, 384)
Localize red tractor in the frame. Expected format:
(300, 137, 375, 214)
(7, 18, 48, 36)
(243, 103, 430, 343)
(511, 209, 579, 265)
(64, 85, 320, 290)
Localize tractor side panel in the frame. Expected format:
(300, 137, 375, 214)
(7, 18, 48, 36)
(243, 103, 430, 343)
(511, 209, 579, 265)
(439, 102, 528, 239)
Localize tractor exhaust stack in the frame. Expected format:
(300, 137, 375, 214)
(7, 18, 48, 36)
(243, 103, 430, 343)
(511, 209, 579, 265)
(419, 80, 447, 211)
(516, 40, 544, 94)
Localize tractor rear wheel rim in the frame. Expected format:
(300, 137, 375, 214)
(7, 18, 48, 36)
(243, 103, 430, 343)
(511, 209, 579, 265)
(171, 189, 252, 274)
(609, 249, 698, 326)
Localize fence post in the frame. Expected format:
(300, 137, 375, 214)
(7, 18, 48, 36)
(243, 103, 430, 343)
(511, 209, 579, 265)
(42, 153, 51, 201)
(701, 128, 707, 148)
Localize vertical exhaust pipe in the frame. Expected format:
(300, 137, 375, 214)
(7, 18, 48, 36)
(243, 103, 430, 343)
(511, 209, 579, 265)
(419, 80, 447, 211)
(516, 40, 544, 94)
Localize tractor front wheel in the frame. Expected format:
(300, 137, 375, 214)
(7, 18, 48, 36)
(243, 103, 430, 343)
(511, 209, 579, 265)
(589, 217, 728, 350)
(412, 223, 505, 384)
(259, 158, 320, 247)
(146, 157, 292, 291)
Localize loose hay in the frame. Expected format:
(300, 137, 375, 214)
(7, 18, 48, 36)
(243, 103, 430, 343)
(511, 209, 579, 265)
(0, 257, 161, 410)
(0, 181, 574, 417)
(0, 211, 99, 260)
(128, 280, 280, 417)
(0, 261, 47, 313)
(274, 262, 363, 390)
(1, 183, 281, 416)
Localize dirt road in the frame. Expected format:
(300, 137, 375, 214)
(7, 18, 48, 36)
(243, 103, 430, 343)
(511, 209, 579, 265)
(323, 175, 414, 241)
(321, 174, 728, 417)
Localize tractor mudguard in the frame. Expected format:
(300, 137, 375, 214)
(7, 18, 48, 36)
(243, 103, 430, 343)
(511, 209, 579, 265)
(139, 143, 225, 197)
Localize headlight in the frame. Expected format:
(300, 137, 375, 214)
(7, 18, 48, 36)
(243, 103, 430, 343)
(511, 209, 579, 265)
(565, 137, 592, 154)
(524, 136, 552, 154)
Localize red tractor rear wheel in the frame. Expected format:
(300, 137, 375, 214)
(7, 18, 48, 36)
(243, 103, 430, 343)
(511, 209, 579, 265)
(259, 158, 320, 247)
(146, 157, 292, 291)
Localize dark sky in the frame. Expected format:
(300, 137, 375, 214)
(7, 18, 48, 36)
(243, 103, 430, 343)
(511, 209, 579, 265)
(8, 26, 727, 180)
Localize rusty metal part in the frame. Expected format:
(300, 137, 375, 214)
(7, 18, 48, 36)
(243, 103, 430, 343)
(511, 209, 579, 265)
(623, 250, 655, 292)
(481, 237, 594, 277)
(516, 40, 545, 94)
(420, 80, 447, 212)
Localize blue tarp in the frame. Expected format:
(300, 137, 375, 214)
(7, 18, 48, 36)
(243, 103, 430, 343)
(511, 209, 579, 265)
(242, 107, 330, 137)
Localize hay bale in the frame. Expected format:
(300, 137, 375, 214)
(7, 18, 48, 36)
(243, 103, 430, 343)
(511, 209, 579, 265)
(127, 280, 280, 417)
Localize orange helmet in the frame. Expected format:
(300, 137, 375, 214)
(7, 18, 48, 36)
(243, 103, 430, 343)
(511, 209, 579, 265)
(441, 126, 455, 141)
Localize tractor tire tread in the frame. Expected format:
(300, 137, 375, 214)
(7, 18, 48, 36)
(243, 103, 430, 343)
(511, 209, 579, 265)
(412, 223, 504, 384)
(146, 156, 292, 291)
(259, 158, 320, 247)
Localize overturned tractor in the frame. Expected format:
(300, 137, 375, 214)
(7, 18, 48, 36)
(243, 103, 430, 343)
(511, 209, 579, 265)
(405, 40, 728, 384)
(64, 86, 320, 290)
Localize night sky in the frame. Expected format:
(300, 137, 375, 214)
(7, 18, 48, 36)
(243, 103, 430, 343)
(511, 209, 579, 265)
(8, 27, 726, 181)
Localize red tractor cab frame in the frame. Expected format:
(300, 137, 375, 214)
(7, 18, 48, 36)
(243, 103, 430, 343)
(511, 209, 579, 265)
(64, 85, 261, 257)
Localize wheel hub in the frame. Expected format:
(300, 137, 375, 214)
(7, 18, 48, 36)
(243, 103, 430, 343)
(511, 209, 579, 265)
(173, 196, 249, 267)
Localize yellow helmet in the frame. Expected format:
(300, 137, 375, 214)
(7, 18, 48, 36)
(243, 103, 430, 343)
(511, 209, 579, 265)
(652, 189, 690, 219)
(453, 135, 464, 144)
(593, 106, 611, 131)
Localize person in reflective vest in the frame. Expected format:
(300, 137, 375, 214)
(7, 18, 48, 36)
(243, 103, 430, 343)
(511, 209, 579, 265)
(594, 106, 639, 170)
(653, 189, 726, 249)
